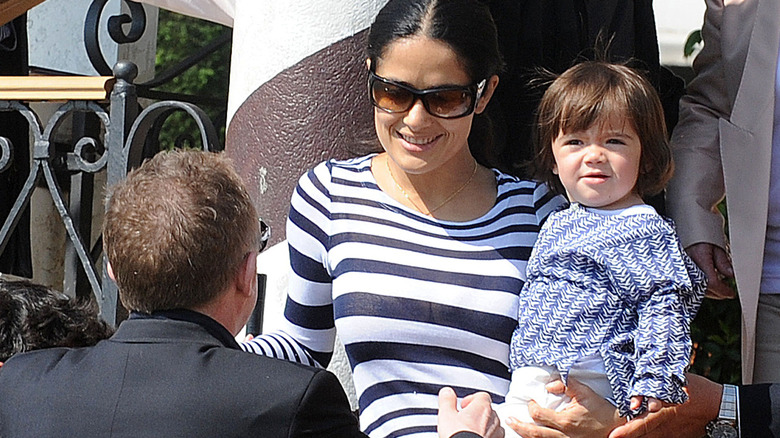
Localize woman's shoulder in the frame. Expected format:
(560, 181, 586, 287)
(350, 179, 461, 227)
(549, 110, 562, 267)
(312, 154, 375, 173)
(492, 168, 546, 192)
(302, 154, 376, 183)
(492, 169, 566, 212)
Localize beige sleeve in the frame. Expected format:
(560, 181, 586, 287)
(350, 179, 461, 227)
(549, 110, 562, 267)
(666, 0, 731, 251)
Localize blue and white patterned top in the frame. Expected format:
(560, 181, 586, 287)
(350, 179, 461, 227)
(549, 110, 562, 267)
(508, 203, 707, 416)
(242, 155, 565, 437)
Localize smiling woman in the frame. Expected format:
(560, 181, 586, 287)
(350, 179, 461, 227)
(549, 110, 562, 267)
(368, 34, 500, 220)
(239, 0, 567, 436)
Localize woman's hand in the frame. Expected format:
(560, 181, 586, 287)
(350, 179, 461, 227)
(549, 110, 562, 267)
(506, 378, 623, 438)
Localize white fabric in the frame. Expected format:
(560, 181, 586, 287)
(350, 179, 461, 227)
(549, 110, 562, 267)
(135, 0, 235, 27)
(496, 355, 614, 438)
(585, 203, 657, 217)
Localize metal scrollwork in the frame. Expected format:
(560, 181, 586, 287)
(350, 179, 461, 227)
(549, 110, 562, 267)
(107, 0, 146, 44)
(0, 102, 46, 257)
(71, 137, 108, 173)
(0, 98, 112, 309)
(124, 100, 222, 170)
(0, 136, 12, 173)
(85, 0, 147, 75)
(0, 100, 44, 136)
(83, 0, 231, 107)
(42, 101, 112, 174)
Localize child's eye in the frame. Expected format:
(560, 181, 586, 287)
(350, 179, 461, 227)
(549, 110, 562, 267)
(606, 138, 626, 145)
(564, 139, 583, 146)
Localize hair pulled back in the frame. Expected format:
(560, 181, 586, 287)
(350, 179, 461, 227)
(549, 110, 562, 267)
(368, 0, 502, 83)
(367, 0, 504, 165)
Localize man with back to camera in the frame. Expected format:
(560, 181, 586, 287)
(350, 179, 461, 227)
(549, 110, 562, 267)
(0, 150, 502, 438)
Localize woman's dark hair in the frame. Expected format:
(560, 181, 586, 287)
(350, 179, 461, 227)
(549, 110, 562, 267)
(0, 279, 114, 361)
(533, 61, 673, 199)
(366, 0, 504, 166)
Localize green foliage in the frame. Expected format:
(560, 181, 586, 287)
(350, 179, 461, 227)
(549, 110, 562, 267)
(689, 200, 742, 384)
(153, 10, 231, 149)
(690, 297, 741, 384)
(684, 30, 702, 58)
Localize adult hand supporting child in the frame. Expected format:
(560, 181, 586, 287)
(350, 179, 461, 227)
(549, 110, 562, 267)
(505, 378, 623, 438)
(609, 374, 721, 438)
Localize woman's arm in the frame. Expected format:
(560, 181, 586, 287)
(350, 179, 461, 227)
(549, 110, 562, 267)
(242, 165, 337, 367)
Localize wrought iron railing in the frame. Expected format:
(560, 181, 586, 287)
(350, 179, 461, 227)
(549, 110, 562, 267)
(0, 64, 221, 325)
(84, 0, 232, 107)
(0, 0, 229, 325)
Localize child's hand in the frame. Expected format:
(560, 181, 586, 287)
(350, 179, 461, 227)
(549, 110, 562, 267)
(630, 396, 663, 413)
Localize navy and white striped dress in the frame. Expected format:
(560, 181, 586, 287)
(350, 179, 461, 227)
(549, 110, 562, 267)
(243, 155, 564, 437)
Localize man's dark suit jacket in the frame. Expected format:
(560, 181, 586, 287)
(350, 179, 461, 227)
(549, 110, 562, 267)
(741, 384, 780, 436)
(0, 312, 365, 437)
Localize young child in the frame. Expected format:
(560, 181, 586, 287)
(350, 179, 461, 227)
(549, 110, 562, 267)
(497, 61, 707, 434)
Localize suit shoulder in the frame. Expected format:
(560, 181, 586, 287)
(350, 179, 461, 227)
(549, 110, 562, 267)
(217, 348, 325, 381)
(1, 347, 75, 371)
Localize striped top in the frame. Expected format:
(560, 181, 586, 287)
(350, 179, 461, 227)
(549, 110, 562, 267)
(243, 155, 563, 437)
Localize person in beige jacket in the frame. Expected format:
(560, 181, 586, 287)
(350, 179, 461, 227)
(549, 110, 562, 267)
(666, 0, 780, 384)
(478, 3, 780, 435)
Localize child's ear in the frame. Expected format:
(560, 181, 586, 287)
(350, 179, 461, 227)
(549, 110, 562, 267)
(552, 164, 558, 175)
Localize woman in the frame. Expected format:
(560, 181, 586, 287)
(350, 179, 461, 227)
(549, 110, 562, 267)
(244, 0, 564, 435)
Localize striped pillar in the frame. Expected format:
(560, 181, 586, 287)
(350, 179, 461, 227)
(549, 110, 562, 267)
(226, 0, 388, 246)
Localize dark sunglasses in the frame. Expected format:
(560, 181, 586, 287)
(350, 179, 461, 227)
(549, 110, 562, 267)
(258, 219, 271, 253)
(368, 71, 487, 119)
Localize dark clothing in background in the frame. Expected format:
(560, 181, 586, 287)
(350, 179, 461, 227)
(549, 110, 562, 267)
(485, 0, 684, 191)
(0, 15, 32, 278)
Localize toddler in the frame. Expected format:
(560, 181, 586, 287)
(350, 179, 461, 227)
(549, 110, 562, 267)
(497, 61, 707, 435)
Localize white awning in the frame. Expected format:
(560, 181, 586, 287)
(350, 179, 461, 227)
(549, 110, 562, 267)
(134, 0, 235, 27)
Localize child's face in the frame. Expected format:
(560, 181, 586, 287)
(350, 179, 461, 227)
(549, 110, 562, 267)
(552, 117, 643, 210)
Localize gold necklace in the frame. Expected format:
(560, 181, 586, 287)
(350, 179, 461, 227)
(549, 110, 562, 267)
(386, 156, 478, 216)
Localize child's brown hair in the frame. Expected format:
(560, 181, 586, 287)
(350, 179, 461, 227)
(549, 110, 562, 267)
(533, 61, 673, 198)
